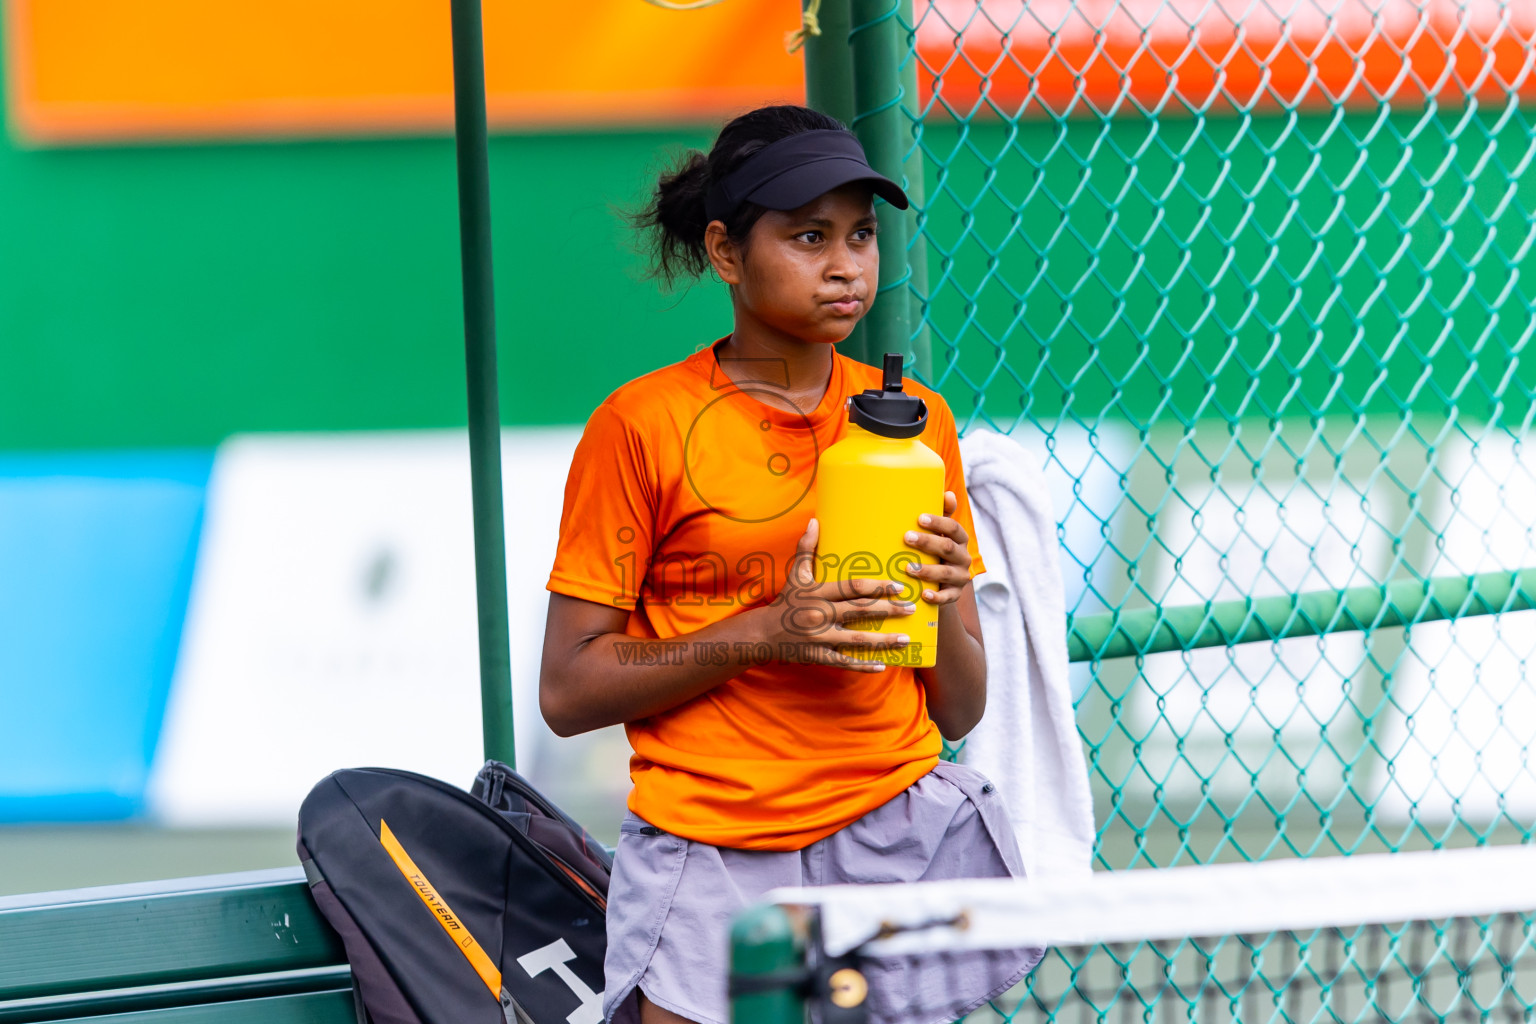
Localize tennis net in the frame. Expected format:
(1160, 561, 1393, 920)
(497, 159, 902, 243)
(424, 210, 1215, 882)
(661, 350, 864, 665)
(728, 846, 1536, 1024)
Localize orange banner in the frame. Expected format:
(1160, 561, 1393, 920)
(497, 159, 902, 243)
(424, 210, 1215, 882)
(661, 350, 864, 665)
(7, 0, 1534, 145)
(916, 0, 1536, 117)
(3, 0, 806, 145)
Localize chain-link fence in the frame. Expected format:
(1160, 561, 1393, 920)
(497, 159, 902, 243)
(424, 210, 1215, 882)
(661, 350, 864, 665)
(851, 0, 1536, 877)
(792, 2, 1536, 1020)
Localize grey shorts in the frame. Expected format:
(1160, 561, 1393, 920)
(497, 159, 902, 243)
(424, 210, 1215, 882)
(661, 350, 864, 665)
(602, 761, 1044, 1024)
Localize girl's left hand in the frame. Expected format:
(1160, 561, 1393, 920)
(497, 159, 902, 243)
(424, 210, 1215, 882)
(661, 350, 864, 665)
(902, 490, 973, 606)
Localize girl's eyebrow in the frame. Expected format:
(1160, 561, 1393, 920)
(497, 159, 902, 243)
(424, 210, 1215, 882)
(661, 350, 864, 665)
(793, 214, 879, 229)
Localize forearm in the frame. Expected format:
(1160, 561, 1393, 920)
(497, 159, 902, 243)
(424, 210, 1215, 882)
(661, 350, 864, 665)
(917, 600, 987, 740)
(540, 606, 774, 736)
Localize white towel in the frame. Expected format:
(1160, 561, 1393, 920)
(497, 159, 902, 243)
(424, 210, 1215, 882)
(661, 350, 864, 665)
(958, 428, 1096, 880)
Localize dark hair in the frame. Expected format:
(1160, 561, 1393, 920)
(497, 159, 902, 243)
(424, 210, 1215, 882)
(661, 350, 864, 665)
(633, 104, 849, 288)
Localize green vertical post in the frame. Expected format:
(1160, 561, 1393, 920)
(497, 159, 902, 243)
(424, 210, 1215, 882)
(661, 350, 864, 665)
(803, 0, 857, 125)
(803, 0, 869, 365)
(850, 0, 913, 371)
(449, 0, 516, 768)
(729, 904, 803, 1024)
(806, 0, 931, 379)
(894, 0, 933, 383)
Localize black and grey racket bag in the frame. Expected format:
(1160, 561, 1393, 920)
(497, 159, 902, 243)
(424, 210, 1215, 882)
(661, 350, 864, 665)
(297, 761, 615, 1024)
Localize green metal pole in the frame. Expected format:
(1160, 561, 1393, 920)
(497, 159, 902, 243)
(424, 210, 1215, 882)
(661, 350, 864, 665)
(895, 0, 933, 383)
(804, 0, 931, 377)
(1066, 567, 1536, 662)
(803, 0, 856, 125)
(848, 0, 910, 372)
(729, 904, 803, 1024)
(802, 0, 870, 366)
(449, 0, 516, 768)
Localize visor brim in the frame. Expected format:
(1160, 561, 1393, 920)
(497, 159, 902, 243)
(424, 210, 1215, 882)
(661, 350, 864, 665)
(744, 157, 910, 213)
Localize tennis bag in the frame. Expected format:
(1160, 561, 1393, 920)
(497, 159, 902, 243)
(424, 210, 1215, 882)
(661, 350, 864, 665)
(297, 761, 613, 1024)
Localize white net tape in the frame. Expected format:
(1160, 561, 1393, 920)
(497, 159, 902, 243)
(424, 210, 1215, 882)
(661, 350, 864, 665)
(770, 845, 1536, 958)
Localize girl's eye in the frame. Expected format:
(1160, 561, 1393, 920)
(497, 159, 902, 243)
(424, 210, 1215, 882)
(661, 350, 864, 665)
(796, 231, 823, 243)
(853, 227, 877, 241)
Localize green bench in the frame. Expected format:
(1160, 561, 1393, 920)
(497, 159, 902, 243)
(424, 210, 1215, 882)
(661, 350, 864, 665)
(0, 868, 355, 1024)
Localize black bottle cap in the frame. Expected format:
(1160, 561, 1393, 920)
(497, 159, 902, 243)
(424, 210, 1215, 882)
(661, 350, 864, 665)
(847, 353, 927, 439)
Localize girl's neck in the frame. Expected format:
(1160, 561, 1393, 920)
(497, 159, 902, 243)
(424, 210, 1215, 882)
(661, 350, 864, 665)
(716, 326, 837, 417)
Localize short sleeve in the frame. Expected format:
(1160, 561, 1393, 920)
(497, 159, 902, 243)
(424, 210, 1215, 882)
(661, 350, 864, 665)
(925, 396, 988, 579)
(546, 402, 658, 609)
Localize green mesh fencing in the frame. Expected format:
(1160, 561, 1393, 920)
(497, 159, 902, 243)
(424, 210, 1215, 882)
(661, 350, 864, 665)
(832, 0, 1536, 1019)
(728, 898, 1536, 1024)
(1012, 916, 1536, 1024)
(882, 0, 1536, 870)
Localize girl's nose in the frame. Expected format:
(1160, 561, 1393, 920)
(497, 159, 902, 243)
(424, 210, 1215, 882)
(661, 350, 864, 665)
(828, 242, 863, 280)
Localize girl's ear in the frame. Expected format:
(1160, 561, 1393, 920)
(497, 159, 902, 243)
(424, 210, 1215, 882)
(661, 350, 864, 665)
(704, 220, 745, 285)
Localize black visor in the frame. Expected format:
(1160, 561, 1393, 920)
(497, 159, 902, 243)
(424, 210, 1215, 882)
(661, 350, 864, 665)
(704, 129, 910, 223)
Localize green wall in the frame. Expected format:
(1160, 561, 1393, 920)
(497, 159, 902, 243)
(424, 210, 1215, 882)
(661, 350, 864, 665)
(5, 0, 1532, 454)
(0, 34, 733, 450)
(0, 129, 737, 449)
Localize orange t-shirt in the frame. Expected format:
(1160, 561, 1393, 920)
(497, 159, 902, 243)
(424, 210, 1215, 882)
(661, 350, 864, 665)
(546, 338, 987, 850)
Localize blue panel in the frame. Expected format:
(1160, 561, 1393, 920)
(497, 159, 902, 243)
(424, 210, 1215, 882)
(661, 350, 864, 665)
(0, 452, 213, 821)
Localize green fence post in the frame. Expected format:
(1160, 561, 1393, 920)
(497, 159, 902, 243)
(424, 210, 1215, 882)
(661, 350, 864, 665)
(448, 0, 516, 768)
(804, 0, 857, 125)
(729, 904, 803, 1024)
(804, 0, 930, 377)
(894, 0, 932, 383)
(848, 0, 910, 371)
(845, 0, 930, 380)
(802, 0, 870, 365)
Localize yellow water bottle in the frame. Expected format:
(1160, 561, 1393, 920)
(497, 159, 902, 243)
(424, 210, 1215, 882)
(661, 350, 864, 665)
(816, 353, 944, 667)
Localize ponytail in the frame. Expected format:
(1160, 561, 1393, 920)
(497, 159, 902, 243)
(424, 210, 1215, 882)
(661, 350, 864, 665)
(632, 104, 849, 289)
(634, 149, 715, 287)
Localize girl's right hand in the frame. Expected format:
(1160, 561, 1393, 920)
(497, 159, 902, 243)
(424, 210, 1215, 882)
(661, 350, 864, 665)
(757, 517, 915, 672)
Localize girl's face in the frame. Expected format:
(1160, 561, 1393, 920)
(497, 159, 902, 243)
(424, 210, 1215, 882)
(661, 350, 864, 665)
(706, 182, 881, 345)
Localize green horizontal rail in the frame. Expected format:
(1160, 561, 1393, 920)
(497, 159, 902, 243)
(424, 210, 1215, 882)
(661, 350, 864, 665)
(1067, 568, 1536, 663)
(0, 869, 344, 1004)
(39, 988, 356, 1024)
(0, 968, 352, 1024)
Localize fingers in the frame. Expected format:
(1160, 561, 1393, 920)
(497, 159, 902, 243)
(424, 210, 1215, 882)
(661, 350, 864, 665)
(796, 516, 819, 554)
(819, 647, 890, 672)
(790, 517, 820, 587)
(943, 490, 958, 516)
(797, 576, 896, 604)
(900, 556, 970, 586)
(813, 628, 910, 672)
(831, 655, 888, 673)
(785, 591, 916, 633)
(921, 582, 966, 606)
(909, 514, 969, 552)
(829, 596, 917, 625)
(767, 618, 909, 672)
(905, 506, 972, 597)
(904, 529, 970, 579)
(777, 578, 895, 639)
(776, 598, 916, 679)
(897, 555, 969, 605)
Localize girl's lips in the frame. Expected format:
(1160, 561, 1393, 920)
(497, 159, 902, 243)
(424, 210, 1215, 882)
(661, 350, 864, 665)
(826, 297, 863, 315)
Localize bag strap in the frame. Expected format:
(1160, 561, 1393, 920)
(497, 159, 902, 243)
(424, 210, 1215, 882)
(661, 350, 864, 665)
(350, 975, 371, 1024)
(500, 987, 536, 1024)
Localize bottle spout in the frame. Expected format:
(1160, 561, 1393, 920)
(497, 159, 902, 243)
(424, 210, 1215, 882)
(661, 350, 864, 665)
(849, 353, 928, 438)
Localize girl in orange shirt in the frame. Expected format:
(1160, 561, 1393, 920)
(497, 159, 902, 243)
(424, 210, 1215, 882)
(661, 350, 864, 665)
(542, 105, 1040, 1024)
